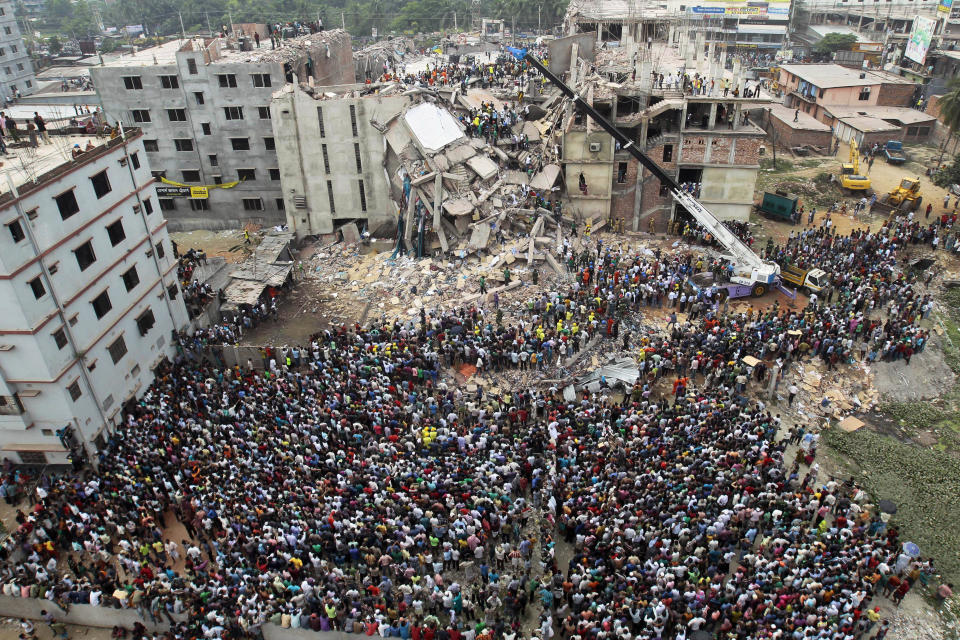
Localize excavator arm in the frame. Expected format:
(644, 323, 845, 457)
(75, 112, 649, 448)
(513, 49, 776, 278)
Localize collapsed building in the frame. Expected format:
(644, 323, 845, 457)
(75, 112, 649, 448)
(552, 34, 773, 231)
(271, 79, 567, 267)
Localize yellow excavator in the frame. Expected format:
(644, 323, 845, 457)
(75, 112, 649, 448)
(836, 144, 872, 194)
(873, 177, 923, 213)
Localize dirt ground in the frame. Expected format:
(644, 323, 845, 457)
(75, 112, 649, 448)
(169, 229, 257, 264)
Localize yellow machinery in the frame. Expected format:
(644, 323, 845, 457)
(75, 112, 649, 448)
(875, 177, 923, 213)
(837, 145, 872, 193)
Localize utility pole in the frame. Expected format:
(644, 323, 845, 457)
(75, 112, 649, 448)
(454, 12, 457, 31)
(206, 11, 212, 35)
(341, 11, 346, 30)
(229, 12, 234, 36)
(317, 10, 322, 31)
(512, 16, 516, 45)
(538, 5, 541, 34)
(178, 11, 185, 40)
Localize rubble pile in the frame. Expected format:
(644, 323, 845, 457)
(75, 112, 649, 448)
(231, 28, 352, 64)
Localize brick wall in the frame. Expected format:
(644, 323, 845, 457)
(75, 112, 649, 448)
(610, 157, 639, 228)
(710, 137, 733, 164)
(765, 115, 833, 150)
(733, 137, 763, 166)
(877, 82, 917, 108)
(681, 137, 707, 163)
(638, 143, 677, 232)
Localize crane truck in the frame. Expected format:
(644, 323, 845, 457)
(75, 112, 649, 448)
(509, 48, 794, 300)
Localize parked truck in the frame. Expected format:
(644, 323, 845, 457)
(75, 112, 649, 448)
(779, 264, 828, 294)
(883, 140, 907, 165)
(756, 191, 798, 222)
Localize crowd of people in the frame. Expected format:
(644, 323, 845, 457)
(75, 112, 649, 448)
(0, 199, 950, 640)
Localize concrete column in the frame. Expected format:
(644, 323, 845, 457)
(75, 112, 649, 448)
(708, 102, 718, 130)
(733, 102, 742, 130)
(632, 166, 644, 232)
(611, 95, 619, 122)
(719, 47, 727, 73)
(681, 102, 688, 130)
(639, 60, 653, 92)
(640, 118, 649, 147)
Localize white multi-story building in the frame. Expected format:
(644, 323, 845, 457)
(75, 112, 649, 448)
(0, 0, 36, 99)
(0, 129, 189, 466)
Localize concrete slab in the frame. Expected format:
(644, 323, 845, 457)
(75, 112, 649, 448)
(466, 155, 499, 180)
(340, 222, 360, 244)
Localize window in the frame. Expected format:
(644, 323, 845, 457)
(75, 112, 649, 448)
(201, 122, 211, 135)
(136, 309, 156, 336)
(26, 209, 37, 220)
(317, 107, 325, 137)
(617, 162, 628, 183)
(67, 380, 81, 402)
(132, 109, 151, 123)
(327, 180, 336, 213)
(243, 198, 263, 211)
(358, 180, 367, 212)
(12, 45, 18, 53)
(0, 48, 5, 57)
(3, 67, 9, 75)
(212, 176, 223, 184)
(224, 106, 244, 120)
(258, 106, 271, 119)
(252, 73, 272, 87)
(74, 240, 96, 271)
(663, 144, 673, 163)
(237, 168, 256, 181)
(144, 139, 159, 152)
(354, 142, 364, 173)
(122, 265, 139, 291)
(194, 91, 204, 105)
(106, 220, 126, 246)
(190, 199, 209, 211)
(230, 138, 250, 151)
(269, 168, 280, 181)
(276, 198, 285, 211)
(142, 198, 153, 215)
(16, 64, 23, 72)
(181, 170, 200, 182)
(90, 170, 112, 198)
(123, 76, 143, 90)
(187, 58, 198, 74)
(160, 75, 179, 89)
(155, 242, 165, 259)
(167, 108, 187, 122)
(28, 275, 45, 299)
(208, 154, 218, 167)
(264, 136, 275, 151)
(55, 190, 79, 220)
(159, 198, 176, 211)
(349, 104, 358, 137)
(858, 87, 871, 101)
(92, 290, 112, 319)
(8, 220, 24, 243)
(2, 27, 9, 34)
(167, 284, 179, 300)
(107, 336, 127, 363)
(53, 328, 67, 350)
(130, 152, 140, 170)
(217, 73, 237, 88)
(174, 139, 194, 152)
(151, 170, 166, 179)
(322, 144, 330, 173)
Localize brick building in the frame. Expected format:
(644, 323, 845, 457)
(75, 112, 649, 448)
(778, 64, 919, 127)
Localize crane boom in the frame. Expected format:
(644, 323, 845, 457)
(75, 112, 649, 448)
(514, 49, 779, 285)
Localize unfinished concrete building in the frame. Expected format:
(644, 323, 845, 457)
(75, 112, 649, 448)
(559, 43, 772, 231)
(91, 30, 354, 231)
(271, 82, 411, 238)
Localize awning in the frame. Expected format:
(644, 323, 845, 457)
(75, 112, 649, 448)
(577, 356, 641, 388)
(530, 163, 561, 191)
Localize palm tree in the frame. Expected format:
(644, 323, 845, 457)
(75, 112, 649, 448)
(936, 77, 960, 168)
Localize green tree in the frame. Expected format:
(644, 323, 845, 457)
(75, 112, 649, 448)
(933, 153, 960, 189)
(812, 33, 857, 57)
(935, 77, 960, 167)
(48, 35, 62, 54)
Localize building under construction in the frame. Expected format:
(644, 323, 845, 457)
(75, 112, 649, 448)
(553, 3, 774, 231)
